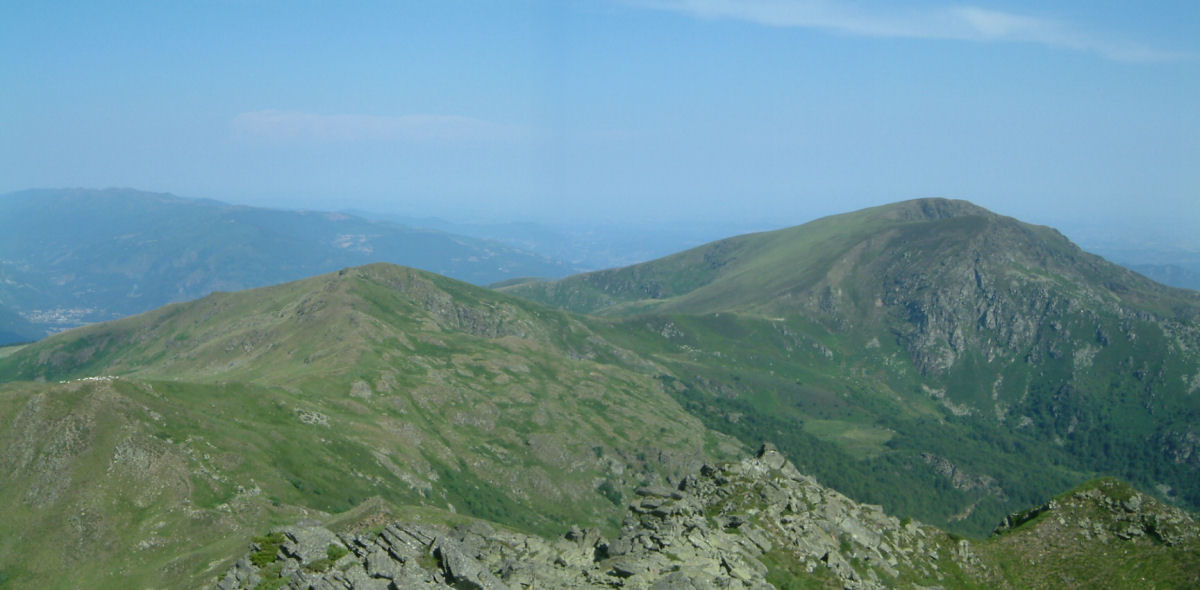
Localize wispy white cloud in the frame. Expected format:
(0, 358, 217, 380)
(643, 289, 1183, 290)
(636, 0, 1189, 62)
(232, 110, 526, 143)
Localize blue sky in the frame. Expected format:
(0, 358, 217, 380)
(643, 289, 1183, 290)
(2, 1, 1197, 244)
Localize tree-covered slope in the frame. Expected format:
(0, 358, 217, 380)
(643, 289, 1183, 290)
(0, 264, 738, 589)
(504, 198, 1200, 535)
(0, 188, 575, 334)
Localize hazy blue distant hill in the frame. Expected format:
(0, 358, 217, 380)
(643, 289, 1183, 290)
(1066, 238, 1200, 293)
(0, 303, 39, 345)
(0, 188, 577, 333)
(345, 209, 775, 272)
(1125, 263, 1200, 292)
(1095, 250, 1200, 292)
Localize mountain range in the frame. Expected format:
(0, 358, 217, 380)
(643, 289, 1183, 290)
(0, 198, 1197, 588)
(0, 188, 577, 336)
(502, 198, 1200, 531)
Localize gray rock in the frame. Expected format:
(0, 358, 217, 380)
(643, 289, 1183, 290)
(637, 485, 679, 498)
(281, 525, 344, 566)
(756, 443, 786, 470)
(610, 559, 649, 578)
(220, 443, 1082, 590)
(650, 570, 717, 590)
(364, 547, 404, 580)
(603, 535, 634, 558)
(435, 536, 510, 590)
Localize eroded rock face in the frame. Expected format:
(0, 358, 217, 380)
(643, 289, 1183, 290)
(213, 445, 1200, 590)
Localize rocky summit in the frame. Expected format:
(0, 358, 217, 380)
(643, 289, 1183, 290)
(214, 444, 1200, 589)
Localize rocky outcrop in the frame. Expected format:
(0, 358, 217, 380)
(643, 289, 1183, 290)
(214, 444, 983, 589)
(921, 452, 1003, 496)
(216, 445, 1200, 589)
(993, 478, 1199, 547)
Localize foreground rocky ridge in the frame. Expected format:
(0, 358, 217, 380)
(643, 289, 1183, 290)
(216, 445, 1200, 589)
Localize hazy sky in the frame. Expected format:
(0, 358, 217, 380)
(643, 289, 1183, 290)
(3, 1, 1198, 244)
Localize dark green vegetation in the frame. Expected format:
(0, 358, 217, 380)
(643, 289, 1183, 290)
(0, 188, 575, 335)
(0, 264, 737, 588)
(504, 198, 1200, 536)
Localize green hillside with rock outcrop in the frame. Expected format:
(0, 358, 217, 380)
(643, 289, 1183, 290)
(504, 198, 1200, 535)
(2, 199, 1199, 588)
(0, 264, 739, 588)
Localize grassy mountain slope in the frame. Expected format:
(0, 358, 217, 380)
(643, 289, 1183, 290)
(504, 198, 1193, 317)
(983, 477, 1200, 588)
(0, 264, 739, 588)
(0, 188, 575, 333)
(504, 198, 1200, 535)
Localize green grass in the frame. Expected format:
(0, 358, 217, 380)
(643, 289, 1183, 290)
(0, 264, 733, 587)
(0, 343, 27, 359)
(497, 200, 1200, 537)
(250, 533, 286, 567)
(802, 419, 894, 460)
(2, 198, 1199, 586)
(981, 480, 1200, 589)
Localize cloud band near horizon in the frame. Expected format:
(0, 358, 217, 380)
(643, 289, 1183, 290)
(637, 0, 1189, 62)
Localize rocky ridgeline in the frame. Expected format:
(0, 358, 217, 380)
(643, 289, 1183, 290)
(215, 444, 1200, 589)
(214, 444, 989, 589)
(994, 478, 1199, 546)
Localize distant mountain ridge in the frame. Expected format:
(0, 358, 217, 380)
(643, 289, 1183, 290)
(1122, 262, 1200, 292)
(504, 198, 1200, 533)
(0, 188, 579, 336)
(0, 302, 39, 345)
(503, 198, 1195, 317)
